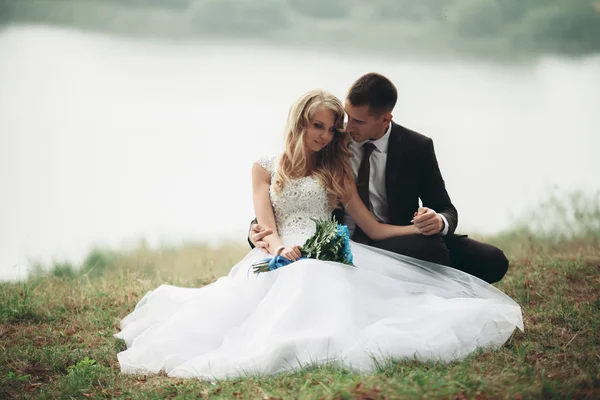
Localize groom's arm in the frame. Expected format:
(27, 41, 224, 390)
(419, 138, 458, 235)
(247, 218, 273, 249)
(247, 218, 257, 249)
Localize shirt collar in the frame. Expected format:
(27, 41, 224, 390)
(358, 122, 392, 154)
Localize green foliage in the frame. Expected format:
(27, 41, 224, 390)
(80, 249, 117, 277)
(61, 357, 112, 395)
(50, 262, 76, 278)
(67, 357, 98, 374)
(5, 371, 30, 382)
(191, 0, 289, 36)
(287, 0, 350, 19)
(300, 217, 353, 265)
(30, 248, 118, 279)
(0, 280, 43, 323)
(1, 0, 599, 58)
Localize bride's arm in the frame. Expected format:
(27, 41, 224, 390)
(252, 162, 285, 255)
(345, 181, 419, 241)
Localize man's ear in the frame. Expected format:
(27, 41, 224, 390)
(382, 112, 393, 124)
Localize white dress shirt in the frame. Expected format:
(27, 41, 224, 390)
(343, 123, 449, 238)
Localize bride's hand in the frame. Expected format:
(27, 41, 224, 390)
(277, 245, 302, 262)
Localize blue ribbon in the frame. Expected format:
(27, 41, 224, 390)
(258, 255, 307, 270)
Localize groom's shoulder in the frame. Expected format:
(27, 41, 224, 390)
(391, 122, 432, 146)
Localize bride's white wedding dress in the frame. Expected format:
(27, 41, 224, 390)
(115, 156, 523, 380)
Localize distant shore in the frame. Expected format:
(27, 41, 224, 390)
(2, 0, 600, 62)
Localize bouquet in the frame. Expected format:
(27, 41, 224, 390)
(251, 217, 355, 274)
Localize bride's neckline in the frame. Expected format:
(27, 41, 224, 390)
(284, 174, 318, 182)
(273, 157, 321, 181)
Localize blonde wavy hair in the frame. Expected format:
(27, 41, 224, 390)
(274, 89, 354, 206)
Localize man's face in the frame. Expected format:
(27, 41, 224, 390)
(344, 100, 392, 143)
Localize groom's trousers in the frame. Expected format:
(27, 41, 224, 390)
(369, 234, 509, 284)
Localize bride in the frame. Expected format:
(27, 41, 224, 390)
(114, 90, 523, 380)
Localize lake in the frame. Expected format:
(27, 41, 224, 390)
(1, 25, 598, 280)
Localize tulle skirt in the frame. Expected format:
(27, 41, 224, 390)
(114, 236, 523, 380)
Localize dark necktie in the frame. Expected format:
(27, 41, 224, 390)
(352, 142, 377, 244)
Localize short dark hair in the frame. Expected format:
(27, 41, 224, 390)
(347, 73, 397, 116)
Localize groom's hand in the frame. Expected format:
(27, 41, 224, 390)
(412, 207, 443, 236)
(250, 223, 273, 249)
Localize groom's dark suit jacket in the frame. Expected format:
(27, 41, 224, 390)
(335, 121, 458, 236)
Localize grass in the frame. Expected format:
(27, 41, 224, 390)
(1, 192, 599, 399)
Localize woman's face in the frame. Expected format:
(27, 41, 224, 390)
(304, 106, 337, 154)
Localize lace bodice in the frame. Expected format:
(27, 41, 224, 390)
(256, 156, 334, 239)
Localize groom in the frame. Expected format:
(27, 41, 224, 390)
(249, 73, 509, 284)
